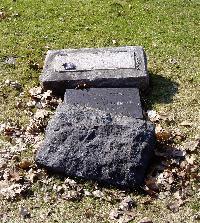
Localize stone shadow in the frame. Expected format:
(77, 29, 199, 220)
(142, 71, 179, 110)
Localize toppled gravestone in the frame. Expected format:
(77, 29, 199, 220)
(36, 46, 156, 188)
(40, 46, 148, 95)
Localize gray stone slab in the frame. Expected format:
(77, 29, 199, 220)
(40, 46, 148, 95)
(36, 102, 155, 188)
(64, 88, 143, 119)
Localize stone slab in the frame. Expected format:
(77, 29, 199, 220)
(40, 46, 148, 95)
(64, 88, 143, 119)
(35, 101, 155, 188)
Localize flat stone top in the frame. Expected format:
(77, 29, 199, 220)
(54, 50, 136, 72)
(40, 46, 149, 94)
(64, 88, 143, 119)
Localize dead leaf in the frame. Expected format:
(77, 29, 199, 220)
(34, 109, 49, 119)
(41, 90, 52, 100)
(167, 199, 184, 213)
(0, 11, 6, 20)
(27, 169, 38, 183)
(19, 206, 31, 219)
(183, 140, 200, 152)
(19, 159, 32, 170)
(109, 208, 123, 220)
(92, 190, 104, 198)
(29, 61, 42, 70)
(172, 129, 186, 141)
(147, 110, 160, 122)
(84, 208, 94, 219)
(29, 86, 42, 95)
(156, 131, 171, 142)
(63, 190, 81, 201)
(185, 154, 196, 165)
(180, 121, 193, 127)
(27, 100, 36, 108)
(84, 190, 92, 196)
(145, 178, 159, 191)
(139, 217, 153, 223)
(64, 178, 77, 188)
(10, 171, 22, 182)
(119, 196, 135, 211)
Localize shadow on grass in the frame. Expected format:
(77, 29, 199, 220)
(143, 71, 179, 110)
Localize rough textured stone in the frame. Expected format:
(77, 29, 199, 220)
(36, 102, 155, 188)
(64, 88, 143, 119)
(40, 46, 148, 95)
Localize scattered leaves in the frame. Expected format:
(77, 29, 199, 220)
(29, 86, 43, 99)
(145, 109, 199, 204)
(0, 183, 29, 201)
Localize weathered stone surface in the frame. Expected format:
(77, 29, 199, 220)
(40, 46, 148, 95)
(64, 88, 143, 119)
(36, 101, 155, 188)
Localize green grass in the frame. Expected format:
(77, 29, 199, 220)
(0, 0, 199, 133)
(0, 0, 200, 222)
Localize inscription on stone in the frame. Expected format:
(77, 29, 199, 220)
(54, 51, 136, 72)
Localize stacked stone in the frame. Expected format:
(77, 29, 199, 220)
(36, 46, 156, 188)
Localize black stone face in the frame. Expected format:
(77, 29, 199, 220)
(64, 88, 143, 119)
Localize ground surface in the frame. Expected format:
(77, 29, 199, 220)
(0, 0, 199, 222)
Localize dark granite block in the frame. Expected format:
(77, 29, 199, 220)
(64, 88, 143, 119)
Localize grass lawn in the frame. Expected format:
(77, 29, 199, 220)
(0, 0, 199, 222)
